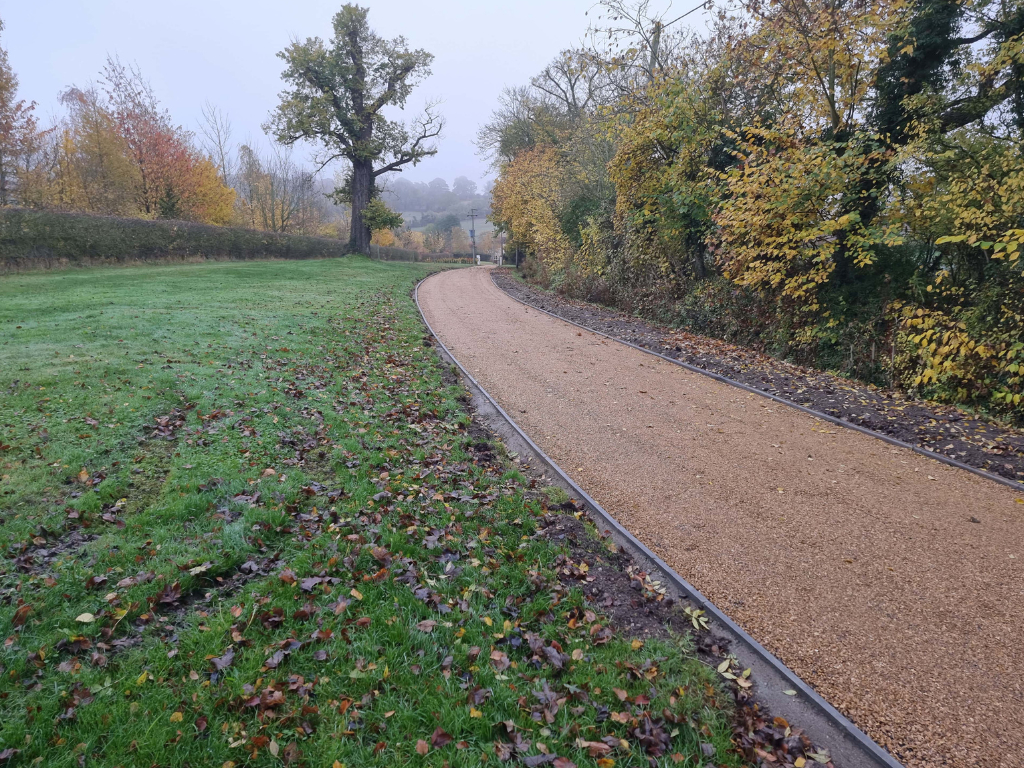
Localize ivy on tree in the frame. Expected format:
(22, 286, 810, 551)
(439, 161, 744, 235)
(265, 4, 443, 253)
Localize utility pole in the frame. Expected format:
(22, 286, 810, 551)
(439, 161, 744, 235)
(647, 20, 662, 83)
(466, 208, 479, 264)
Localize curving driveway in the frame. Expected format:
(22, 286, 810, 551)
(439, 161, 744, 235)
(418, 266, 1024, 768)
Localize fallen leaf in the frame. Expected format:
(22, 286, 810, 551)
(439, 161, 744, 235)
(169, 711, 183, 723)
(430, 727, 453, 748)
(490, 650, 510, 671)
(416, 619, 437, 633)
(282, 742, 302, 764)
(211, 647, 235, 671)
(416, 740, 429, 756)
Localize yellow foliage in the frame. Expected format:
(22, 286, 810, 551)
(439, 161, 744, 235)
(742, 0, 908, 135)
(715, 125, 902, 315)
(490, 146, 572, 274)
(184, 157, 235, 225)
(371, 228, 396, 247)
(892, 142, 1024, 410)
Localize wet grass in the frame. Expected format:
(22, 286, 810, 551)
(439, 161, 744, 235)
(0, 257, 739, 767)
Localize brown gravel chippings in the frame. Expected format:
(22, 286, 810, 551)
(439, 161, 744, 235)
(492, 269, 1024, 485)
(419, 266, 1024, 768)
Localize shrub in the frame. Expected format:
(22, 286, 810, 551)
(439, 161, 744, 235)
(0, 207, 350, 272)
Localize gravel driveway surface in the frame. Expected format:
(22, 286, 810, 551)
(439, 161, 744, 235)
(419, 266, 1024, 768)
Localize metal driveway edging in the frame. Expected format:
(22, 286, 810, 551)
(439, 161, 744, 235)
(414, 273, 904, 768)
(491, 271, 1024, 494)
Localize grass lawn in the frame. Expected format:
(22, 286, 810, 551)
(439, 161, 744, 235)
(0, 257, 739, 767)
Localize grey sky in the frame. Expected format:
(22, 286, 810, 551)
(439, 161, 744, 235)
(0, 0, 629, 187)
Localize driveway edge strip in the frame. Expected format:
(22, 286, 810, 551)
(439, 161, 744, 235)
(415, 273, 904, 768)
(491, 272, 1024, 494)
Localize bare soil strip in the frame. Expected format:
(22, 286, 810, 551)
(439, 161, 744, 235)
(419, 266, 1024, 768)
(492, 270, 1024, 486)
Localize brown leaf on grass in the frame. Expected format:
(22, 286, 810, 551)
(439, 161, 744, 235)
(211, 647, 235, 671)
(522, 756, 557, 766)
(416, 619, 437, 632)
(578, 741, 612, 757)
(282, 742, 302, 764)
(156, 581, 182, 605)
(328, 598, 349, 615)
(195, 715, 208, 732)
(495, 741, 514, 762)
(416, 740, 430, 755)
(553, 759, 577, 768)
(490, 650, 510, 671)
(12, 604, 31, 627)
(265, 650, 285, 669)
(430, 727, 453, 748)
(467, 645, 481, 662)
(279, 569, 297, 585)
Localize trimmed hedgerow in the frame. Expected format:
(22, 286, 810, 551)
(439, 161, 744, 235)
(0, 207, 351, 272)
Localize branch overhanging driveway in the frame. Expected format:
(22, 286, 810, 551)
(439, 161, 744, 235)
(418, 266, 1024, 768)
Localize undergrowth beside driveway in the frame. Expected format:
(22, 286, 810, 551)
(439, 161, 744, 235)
(0, 258, 740, 768)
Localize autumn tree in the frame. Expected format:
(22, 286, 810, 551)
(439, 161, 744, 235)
(266, 4, 443, 253)
(50, 86, 140, 214)
(236, 144, 324, 234)
(0, 18, 40, 206)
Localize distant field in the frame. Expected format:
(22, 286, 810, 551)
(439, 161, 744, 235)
(401, 212, 496, 236)
(0, 258, 736, 767)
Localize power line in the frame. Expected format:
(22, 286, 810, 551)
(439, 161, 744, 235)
(662, 0, 712, 29)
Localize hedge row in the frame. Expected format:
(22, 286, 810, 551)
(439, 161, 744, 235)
(0, 207, 351, 273)
(368, 243, 474, 263)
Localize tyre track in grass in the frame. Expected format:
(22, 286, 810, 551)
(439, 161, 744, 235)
(418, 266, 1024, 768)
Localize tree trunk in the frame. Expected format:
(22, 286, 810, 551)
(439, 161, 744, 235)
(349, 159, 373, 253)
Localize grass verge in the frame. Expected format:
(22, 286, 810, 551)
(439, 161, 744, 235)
(1, 257, 740, 767)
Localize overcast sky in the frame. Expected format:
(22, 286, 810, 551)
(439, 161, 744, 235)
(1, 1, 707, 188)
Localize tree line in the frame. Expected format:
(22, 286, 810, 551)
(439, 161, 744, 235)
(484, 0, 1024, 417)
(0, 13, 396, 240)
(381, 175, 491, 215)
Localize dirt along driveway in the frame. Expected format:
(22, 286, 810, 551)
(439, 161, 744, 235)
(418, 266, 1024, 768)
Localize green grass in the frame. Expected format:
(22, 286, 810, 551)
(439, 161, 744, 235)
(0, 257, 739, 767)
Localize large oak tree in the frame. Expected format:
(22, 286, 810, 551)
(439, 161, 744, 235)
(266, 4, 442, 253)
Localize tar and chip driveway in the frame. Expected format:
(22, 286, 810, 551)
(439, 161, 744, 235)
(418, 266, 1024, 768)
